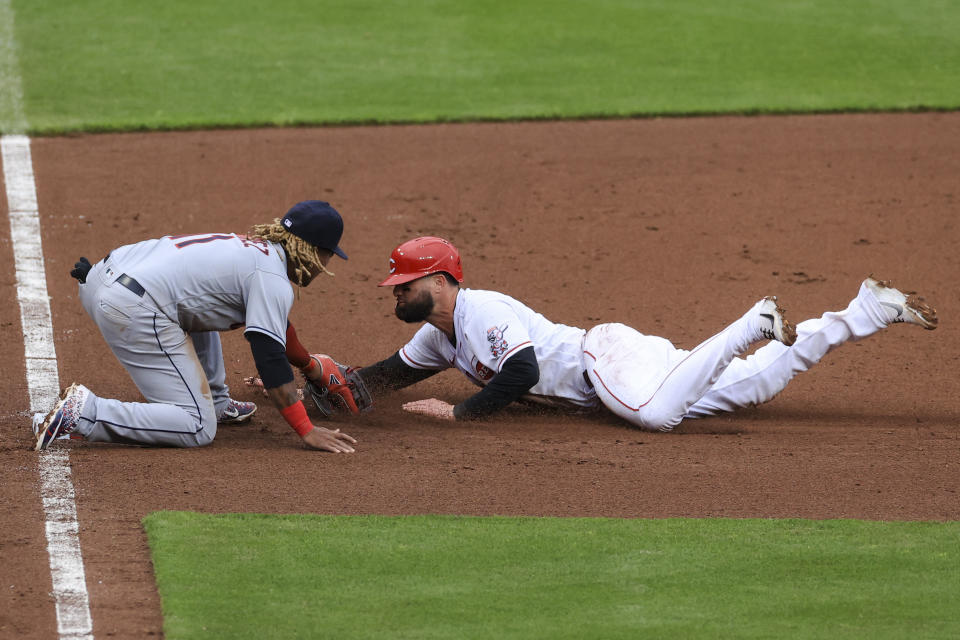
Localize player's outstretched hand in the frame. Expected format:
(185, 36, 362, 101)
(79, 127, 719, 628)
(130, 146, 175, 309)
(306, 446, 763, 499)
(244, 376, 304, 401)
(243, 376, 268, 397)
(302, 426, 357, 453)
(402, 398, 455, 421)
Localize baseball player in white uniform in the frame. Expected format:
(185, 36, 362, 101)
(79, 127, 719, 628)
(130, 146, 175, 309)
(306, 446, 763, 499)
(327, 236, 937, 431)
(32, 201, 357, 453)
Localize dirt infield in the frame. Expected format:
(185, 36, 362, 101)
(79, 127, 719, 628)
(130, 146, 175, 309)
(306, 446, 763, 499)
(2, 113, 958, 638)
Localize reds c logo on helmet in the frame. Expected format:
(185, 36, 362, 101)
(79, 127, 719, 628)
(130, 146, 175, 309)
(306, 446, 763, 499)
(377, 236, 464, 287)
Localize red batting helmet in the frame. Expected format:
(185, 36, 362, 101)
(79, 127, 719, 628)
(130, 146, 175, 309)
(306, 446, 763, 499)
(378, 236, 464, 287)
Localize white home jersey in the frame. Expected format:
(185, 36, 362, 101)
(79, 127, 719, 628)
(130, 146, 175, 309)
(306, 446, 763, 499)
(399, 288, 598, 408)
(106, 233, 294, 343)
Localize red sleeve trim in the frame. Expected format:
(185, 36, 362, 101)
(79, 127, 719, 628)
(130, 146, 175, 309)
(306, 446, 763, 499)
(497, 340, 532, 368)
(401, 346, 436, 369)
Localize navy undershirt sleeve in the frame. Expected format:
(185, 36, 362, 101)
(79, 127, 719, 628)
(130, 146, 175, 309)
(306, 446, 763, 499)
(359, 351, 439, 394)
(246, 332, 295, 388)
(454, 346, 540, 420)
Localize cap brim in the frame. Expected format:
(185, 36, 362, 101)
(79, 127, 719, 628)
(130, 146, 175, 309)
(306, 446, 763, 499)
(333, 247, 348, 260)
(377, 272, 426, 287)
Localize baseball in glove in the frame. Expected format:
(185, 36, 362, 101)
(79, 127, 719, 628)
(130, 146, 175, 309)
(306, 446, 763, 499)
(304, 355, 373, 418)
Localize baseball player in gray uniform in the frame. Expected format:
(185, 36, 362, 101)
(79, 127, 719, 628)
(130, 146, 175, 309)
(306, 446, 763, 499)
(305, 236, 937, 432)
(32, 201, 357, 453)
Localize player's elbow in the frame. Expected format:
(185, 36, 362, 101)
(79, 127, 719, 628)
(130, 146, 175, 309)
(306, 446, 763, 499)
(518, 359, 539, 390)
(508, 346, 540, 391)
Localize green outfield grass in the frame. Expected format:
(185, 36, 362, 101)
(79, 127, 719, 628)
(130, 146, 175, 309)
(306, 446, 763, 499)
(143, 512, 960, 639)
(4, 0, 960, 134)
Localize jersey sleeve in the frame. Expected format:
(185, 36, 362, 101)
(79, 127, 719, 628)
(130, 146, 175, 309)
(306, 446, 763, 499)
(462, 300, 533, 373)
(398, 324, 452, 370)
(242, 269, 295, 344)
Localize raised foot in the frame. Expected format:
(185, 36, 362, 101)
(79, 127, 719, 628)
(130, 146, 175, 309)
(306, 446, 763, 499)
(865, 277, 937, 330)
(758, 296, 797, 346)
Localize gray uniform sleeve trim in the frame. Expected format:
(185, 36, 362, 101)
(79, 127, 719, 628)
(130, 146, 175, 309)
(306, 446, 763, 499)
(244, 325, 286, 345)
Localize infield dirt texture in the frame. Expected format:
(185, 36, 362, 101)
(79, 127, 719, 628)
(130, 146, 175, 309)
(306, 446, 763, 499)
(1, 112, 959, 636)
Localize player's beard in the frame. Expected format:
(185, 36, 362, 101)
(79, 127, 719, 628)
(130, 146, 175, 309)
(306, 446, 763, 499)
(395, 290, 434, 323)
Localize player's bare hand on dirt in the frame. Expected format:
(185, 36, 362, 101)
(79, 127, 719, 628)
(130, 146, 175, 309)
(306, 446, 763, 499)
(402, 398, 455, 420)
(243, 376, 268, 397)
(302, 426, 357, 453)
(244, 376, 303, 401)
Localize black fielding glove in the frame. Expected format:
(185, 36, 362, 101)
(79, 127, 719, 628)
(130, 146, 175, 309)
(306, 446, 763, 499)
(70, 257, 92, 283)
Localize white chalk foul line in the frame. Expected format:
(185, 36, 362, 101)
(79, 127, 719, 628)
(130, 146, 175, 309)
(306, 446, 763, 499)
(4, 0, 93, 635)
(40, 450, 95, 639)
(3, 134, 94, 639)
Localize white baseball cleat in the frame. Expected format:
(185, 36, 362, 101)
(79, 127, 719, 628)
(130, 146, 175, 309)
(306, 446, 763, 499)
(865, 277, 938, 330)
(34, 383, 90, 450)
(756, 296, 797, 346)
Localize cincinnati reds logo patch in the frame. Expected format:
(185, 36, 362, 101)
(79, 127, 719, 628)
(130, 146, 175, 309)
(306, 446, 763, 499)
(474, 361, 495, 381)
(486, 324, 509, 359)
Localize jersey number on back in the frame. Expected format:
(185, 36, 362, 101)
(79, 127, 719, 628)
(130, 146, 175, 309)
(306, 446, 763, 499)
(168, 233, 270, 255)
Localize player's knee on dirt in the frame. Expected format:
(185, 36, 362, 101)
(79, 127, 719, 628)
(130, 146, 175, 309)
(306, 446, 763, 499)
(192, 403, 218, 447)
(594, 393, 682, 432)
(596, 384, 682, 431)
(156, 402, 217, 447)
(632, 404, 683, 432)
(159, 404, 217, 447)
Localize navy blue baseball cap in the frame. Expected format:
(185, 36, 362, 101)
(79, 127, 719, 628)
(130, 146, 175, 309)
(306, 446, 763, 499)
(281, 200, 348, 260)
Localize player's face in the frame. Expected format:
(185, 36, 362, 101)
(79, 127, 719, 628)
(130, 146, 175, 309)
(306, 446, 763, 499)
(296, 249, 334, 287)
(393, 278, 434, 323)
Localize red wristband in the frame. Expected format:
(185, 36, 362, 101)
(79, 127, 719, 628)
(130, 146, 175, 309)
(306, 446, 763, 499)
(301, 357, 318, 375)
(279, 401, 313, 437)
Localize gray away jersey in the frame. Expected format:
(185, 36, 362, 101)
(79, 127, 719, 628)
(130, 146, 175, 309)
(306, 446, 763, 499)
(106, 233, 294, 343)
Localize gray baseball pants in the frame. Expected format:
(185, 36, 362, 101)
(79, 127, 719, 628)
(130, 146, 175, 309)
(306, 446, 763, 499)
(73, 259, 232, 447)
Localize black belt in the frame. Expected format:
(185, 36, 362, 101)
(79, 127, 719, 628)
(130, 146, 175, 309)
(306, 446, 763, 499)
(117, 274, 145, 297)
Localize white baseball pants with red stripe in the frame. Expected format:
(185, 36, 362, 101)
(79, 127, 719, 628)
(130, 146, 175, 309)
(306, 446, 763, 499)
(583, 281, 893, 431)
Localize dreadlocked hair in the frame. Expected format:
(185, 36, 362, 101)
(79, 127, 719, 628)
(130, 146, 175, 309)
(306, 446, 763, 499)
(246, 219, 335, 287)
